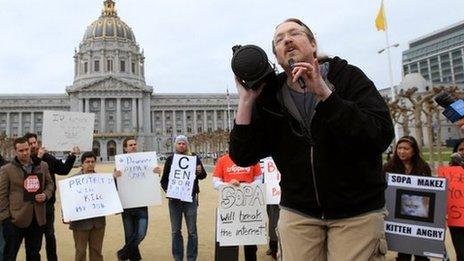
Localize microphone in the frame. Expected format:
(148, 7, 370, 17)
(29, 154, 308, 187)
(288, 58, 306, 89)
(434, 92, 464, 123)
(450, 153, 464, 167)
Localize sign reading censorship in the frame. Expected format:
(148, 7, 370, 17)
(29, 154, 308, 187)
(216, 184, 267, 246)
(166, 154, 196, 202)
(42, 111, 95, 151)
(115, 152, 162, 208)
(59, 173, 123, 222)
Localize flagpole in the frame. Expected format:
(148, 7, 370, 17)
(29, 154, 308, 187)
(379, 0, 399, 143)
(383, 3, 396, 102)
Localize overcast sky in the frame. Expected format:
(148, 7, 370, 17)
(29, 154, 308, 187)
(0, 0, 462, 94)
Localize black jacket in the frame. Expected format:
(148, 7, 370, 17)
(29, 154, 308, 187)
(160, 153, 207, 196)
(36, 153, 76, 204)
(230, 57, 394, 219)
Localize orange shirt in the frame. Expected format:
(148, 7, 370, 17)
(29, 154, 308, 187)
(213, 154, 261, 183)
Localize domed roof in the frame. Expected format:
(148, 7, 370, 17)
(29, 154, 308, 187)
(83, 0, 135, 43)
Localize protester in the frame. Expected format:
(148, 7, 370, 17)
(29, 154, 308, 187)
(212, 153, 262, 261)
(68, 152, 105, 261)
(161, 135, 207, 261)
(24, 132, 79, 261)
(0, 137, 54, 260)
(383, 136, 431, 261)
(114, 137, 161, 261)
(448, 138, 464, 261)
(229, 18, 394, 260)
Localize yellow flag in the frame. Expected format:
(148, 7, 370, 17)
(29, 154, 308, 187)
(375, 0, 387, 31)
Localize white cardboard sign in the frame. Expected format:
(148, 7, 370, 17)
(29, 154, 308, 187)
(166, 154, 197, 202)
(216, 184, 267, 246)
(42, 111, 95, 151)
(115, 151, 162, 208)
(59, 173, 123, 222)
(262, 157, 281, 205)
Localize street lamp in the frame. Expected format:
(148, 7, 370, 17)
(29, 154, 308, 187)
(378, 43, 399, 54)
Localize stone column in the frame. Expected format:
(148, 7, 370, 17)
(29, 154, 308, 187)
(31, 112, 35, 133)
(162, 110, 166, 135)
(203, 110, 207, 131)
(132, 98, 137, 131)
(6, 113, 10, 137)
(172, 110, 177, 135)
(18, 112, 23, 136)
(116, 98, 122, 132)
(138, 98, 143, 132)
(193, 110, 197, 134)
(213, 110, 218, 130)
(100, 98, 106, 133)
(183, 110, 187, 134)
(78, 99, 84, 112)
(85, 98, 90, 112)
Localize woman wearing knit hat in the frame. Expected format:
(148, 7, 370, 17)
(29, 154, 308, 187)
(160, 135, 207, 261)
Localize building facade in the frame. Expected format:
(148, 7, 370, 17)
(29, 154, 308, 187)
(402, 20, 464, 84)
(0, 0, 238, 160)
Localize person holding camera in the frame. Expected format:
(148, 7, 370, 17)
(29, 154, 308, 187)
(229, 18, 394, 260)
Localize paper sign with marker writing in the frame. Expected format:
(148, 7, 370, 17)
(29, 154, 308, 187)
(262, 157, 281, 205)
(216, 183, 267, 246)
(115, 151, 162, 208)
(438, 166, 464, 227)
(59, 173, 123, 222)
(42, 111, 95, 151)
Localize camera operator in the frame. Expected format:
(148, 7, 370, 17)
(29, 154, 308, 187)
(229, 18, 394, 260)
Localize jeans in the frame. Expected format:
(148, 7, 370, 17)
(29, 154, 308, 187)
(3, 217, 44, 261)
(45, 203, 57, 261)
(168, 197, 198, 261)
(117, 207, 148, 261)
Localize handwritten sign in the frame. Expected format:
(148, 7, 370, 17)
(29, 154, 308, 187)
(42, 111, 95, 152)
(58, 173, 123, 222)
(216, 184, 267, 246)
(166, 154, 196, 202)
(115, 151, 162, 208)
(438, 166, 464, 227)
(262, 158, 281, 205)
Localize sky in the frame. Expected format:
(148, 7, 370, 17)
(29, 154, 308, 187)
(0, 0, 462, 94)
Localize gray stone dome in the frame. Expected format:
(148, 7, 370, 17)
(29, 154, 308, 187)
(83, 0, 135, 43)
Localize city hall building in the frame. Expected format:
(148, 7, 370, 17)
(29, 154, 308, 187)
(0, 1, 238, 160)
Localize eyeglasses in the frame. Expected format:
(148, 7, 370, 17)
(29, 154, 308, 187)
(274, 29, 307, 47)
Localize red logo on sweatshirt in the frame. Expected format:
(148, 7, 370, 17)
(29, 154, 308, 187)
(24, 175, 40, 193)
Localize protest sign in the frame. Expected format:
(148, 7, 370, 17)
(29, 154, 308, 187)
(115, 151, 162, 208)
(385, 173, 447, 259)
(42, 110, 95, 151)
(216, 184, 267, 246)
(262, 157, 281, 205)
(59, 173, 123, 222)
(166, 154, 196, 202)
(438, 166, 464, 227)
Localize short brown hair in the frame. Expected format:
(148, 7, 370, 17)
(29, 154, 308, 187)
(123, 137, 136, 149)
(14, 137, 29, 149)
(272, 18, 316, 54)
(81, 151, 97, 163)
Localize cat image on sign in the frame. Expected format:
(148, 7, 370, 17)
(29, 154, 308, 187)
(400, 194, 430, 218)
